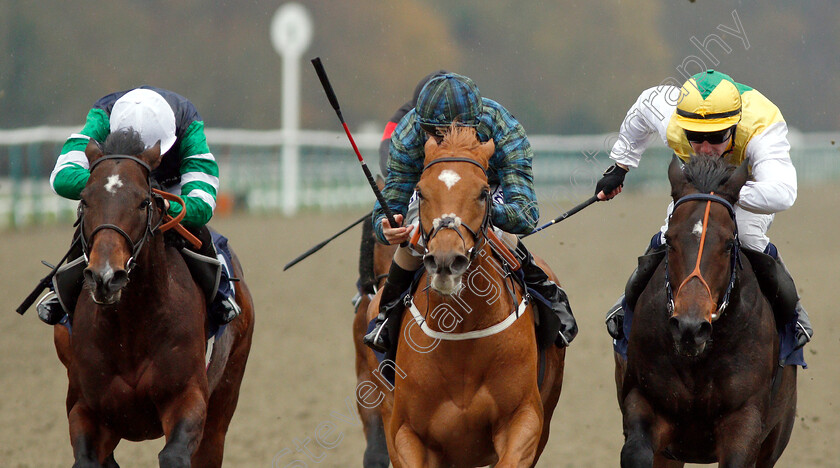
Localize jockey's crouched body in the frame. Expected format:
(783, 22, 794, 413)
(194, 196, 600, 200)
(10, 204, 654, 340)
(597, 70, 812, 349)
(363, 72, 577, 353)
(36, 87, 240, 326)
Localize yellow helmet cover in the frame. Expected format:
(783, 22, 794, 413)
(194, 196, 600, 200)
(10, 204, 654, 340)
(675, 70, 744, 132)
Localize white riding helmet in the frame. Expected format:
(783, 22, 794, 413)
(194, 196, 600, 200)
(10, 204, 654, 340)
(110, 88, 177, 154)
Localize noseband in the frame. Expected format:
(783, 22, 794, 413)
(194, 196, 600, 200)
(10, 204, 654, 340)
(417, 157, 492, 265)
(665, 193, 741, 320)
(79, 155, 184, 273)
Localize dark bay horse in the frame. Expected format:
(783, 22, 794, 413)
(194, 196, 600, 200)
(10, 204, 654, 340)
(53, 131, 254, 467)
(357, 126, 565, 467)
(616, 156, 797, 467)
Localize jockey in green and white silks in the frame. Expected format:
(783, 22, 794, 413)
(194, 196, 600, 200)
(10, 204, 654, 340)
(51, 87, 218, 226)
(596, 70, 812, 351)
(39, 87, 240, 326)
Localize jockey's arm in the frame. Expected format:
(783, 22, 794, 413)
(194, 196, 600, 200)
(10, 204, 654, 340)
(487, 109, 538, 234)
(739, 121, 797, 214)
(165, 121, 219, 228)
(51, 108, 111, 199)
(608, 86, 676, 170)
(491, 142, 539, 234)
(373, 122, 423, 244)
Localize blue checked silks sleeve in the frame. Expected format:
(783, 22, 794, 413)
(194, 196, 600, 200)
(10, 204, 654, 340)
(373, 98, 538, 244)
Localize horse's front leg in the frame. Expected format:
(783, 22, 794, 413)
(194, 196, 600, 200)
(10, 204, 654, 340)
(492, 402, 543, 468)
(68, 402, 120, 468)
(157, 386, 208, 468)
(390, 422, 436, 468)
(620, 388, 673, 468)
(715, 405, 764, 468)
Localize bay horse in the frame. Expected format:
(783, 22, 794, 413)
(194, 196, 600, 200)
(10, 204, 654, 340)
(355, 126, 566, 467)
(616, 155, 797, 467)
(52, 130, 255, 467)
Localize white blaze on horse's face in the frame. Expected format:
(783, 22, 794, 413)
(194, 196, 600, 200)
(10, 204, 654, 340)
(437, 169, 461, 190)
(692, 220, 704, 240)
(104, 175, 124, 194)
(428, 213, 466, 295)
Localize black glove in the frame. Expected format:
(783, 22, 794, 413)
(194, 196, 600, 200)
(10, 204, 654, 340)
(595, 164, 628, 197)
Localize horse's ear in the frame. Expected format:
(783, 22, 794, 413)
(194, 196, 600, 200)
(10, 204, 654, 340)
(720, 159, 749, 203)
(85, 138, 105, 165)
(668, 154, 690, 200)
(423, 134, 440, 163)
(477, 138, 495, 168)
(139, 140, 163, 170)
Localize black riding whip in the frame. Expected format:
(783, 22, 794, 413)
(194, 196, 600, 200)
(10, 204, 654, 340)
(520, 195, 600, 238)
(283, 211, 371, 271)
(310, 57, 405, 246)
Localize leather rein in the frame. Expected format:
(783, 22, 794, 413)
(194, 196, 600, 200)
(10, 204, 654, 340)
(665, 192, 742, 321)
(79, 155, 199, 273)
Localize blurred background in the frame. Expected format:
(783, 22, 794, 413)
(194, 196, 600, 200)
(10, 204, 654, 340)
(0, 0, 838, 227)
(3, 0, 840, 132)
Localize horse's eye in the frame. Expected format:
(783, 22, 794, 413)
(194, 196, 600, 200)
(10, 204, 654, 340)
(139, 199, 151, 209)
(416, 189, 424, 200)
(725, 239, 736, 251)
(478, 190, 489, 202)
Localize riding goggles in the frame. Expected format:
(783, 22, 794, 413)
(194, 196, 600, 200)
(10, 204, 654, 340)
(684, 127, 735, 145)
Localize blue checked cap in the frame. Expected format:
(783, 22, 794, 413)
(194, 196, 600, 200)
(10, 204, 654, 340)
(415, 73, 482, 128)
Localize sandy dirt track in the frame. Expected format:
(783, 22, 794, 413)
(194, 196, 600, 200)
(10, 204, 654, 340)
(0, 187, 836, 467)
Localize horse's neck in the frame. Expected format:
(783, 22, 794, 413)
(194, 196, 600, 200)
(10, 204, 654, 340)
(122, 237, 179, 302)
(725, 262, 773, 331)
(422, 245, 519, 331)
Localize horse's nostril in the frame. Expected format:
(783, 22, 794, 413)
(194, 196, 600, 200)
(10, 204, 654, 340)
(450, 254, 469, 275)
(83, 268, 97, 286)
(697, 320, 712, 343)
(668, 316, 681, 337)
(423, 256, 438, 274)
(109, 270, 129, 291)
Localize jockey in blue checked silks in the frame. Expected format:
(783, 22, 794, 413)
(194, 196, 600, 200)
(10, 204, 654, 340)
(363, 72, 578, 353)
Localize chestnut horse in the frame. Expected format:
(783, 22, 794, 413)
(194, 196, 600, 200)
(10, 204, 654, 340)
(616, 156, 797, 467)
(355, 126, 565, 467)
(53, 131, 254, 467)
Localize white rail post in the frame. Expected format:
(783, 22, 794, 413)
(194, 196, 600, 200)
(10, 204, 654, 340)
(271, 3, 312, 215)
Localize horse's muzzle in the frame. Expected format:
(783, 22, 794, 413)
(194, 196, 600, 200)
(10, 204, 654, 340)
(424, 251, 469, 296)
(669, 315, 712, 357)
(84, 266, 129, 304)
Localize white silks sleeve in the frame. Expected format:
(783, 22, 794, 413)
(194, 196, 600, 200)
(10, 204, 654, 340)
(608, 85, 679, 168)
(739, 120, 797, 214)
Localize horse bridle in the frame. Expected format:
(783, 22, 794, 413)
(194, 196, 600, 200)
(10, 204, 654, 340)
(79, 155, 184, 274)
(664, 192, 742, 320)
(416, 157, 492, 265)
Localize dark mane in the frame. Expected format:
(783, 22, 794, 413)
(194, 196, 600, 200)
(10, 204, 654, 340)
(103, 128, 146, 156)
(682, 154, 737, 193)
